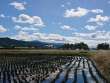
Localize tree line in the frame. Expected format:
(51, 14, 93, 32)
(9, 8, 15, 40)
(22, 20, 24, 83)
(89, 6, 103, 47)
(97, 43, 109, 50)
(60, 42, 110, 50)
(60, 42, 89, 50)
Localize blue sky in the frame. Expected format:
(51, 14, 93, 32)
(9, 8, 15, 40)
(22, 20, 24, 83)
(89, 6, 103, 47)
(0, 0, 110, 47)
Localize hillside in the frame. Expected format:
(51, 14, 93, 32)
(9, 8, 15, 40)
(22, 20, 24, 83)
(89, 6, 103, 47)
(0, 37, 63, 48)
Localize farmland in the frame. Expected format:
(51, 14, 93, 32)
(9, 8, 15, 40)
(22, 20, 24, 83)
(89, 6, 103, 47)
(0, 49, 109, 83)
(91, 50, 110, 83)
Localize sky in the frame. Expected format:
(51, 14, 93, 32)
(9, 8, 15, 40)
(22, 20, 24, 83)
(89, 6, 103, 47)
(0, 0, 110, 47)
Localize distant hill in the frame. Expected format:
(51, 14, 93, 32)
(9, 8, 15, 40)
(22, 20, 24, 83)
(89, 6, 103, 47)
(0, 37, 63, 48)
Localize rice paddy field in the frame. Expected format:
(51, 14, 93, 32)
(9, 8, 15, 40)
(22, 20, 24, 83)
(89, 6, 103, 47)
(0, 49, 109, 83)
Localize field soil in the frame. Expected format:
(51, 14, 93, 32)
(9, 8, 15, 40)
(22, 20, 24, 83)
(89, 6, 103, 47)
(91, 50, 110, 82)
(0, 49, 110, 82)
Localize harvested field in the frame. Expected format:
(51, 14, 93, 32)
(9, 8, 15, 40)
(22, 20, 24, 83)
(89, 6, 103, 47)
(0, 49, 108, 83)
(91, 50, 110, 83)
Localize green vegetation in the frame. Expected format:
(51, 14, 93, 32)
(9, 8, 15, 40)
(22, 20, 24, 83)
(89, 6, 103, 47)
(0, 49, 91, 57)
(60, 42, 89, 50)
(97, 43, 109, 50)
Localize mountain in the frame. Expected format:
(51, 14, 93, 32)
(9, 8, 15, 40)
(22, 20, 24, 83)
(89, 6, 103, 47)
(0, 37, 63, 48)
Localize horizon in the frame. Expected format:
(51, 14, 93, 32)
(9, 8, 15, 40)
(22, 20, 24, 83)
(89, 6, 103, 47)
(0, 0, 110, 47)
(0, 37, 109, 48)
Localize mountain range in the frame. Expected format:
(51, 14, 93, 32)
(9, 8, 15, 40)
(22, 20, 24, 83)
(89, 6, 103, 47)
(0, 37, 63, 48)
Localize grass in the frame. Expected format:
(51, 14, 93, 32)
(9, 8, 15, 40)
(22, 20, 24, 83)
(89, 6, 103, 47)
(0, 49, 91, 56)
(90, 50, 110, 82)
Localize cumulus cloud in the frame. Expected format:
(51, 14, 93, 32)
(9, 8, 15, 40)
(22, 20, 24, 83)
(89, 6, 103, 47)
(88, 15, 110, 23)
(85, 25, 98, 31)
(12, 30, 110, 48)
(49, 34, 65, 41)
(86, 15, 110, 30)
(15, 25, 38, 31)
(60, 25, 73, 30)
(91, 9, 103, 14)
(12, 14, 45, 27)
(32, 33, 65, 42)
(15, 25, 22, 30)
(20, 27, 38, 31)
(72, 31, 110, 47)
(64, 7, 88, 18)
(64, 7, 103, 18)
(10, 1, 26, 10)
(12, 32, 65, 42)
(0, 25, 7, 32)
(62, 31, 110, 47)
(13, 31, 32, 41)
(73, 31, 110, 40)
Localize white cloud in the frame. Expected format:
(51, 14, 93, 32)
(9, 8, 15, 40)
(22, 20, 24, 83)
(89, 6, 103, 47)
(12, 32, 65, 42)
(0, 14, 5, 18)
(64, 7, 89, 18)
(73, 31, 110, 40)
(46, 34, 65, 41)
(9, 1, 26, 10)
(32, 33, 65, 42)
(61, 25, 73, 30)
(86, 15, 109, 30)
(0, 25, 7, 32)
(21, 27, 38, 31)
(91, 31, 110, 40)
(64, 7, 103, 18)
(12, 31, 110, 47)
(12, 14, 45, 27)
(85, 25, 97, 31)
(15, 25, 39, 31)
(72, 31, 110, 47)
(15, 25, 22, 30)
(91, 9, 103, 14)
(88, 15, 110, 23)
(13, 31, 32, 41)
(65, 31, 110, 48)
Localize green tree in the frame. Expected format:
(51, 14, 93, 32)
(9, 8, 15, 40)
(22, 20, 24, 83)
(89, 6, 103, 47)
(74, 42, 89, 50)
(61, 42, 89, 50)
(97, 43, 109, 50)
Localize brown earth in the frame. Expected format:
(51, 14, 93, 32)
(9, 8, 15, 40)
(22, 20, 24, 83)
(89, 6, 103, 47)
(91, 50, 110, 82)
